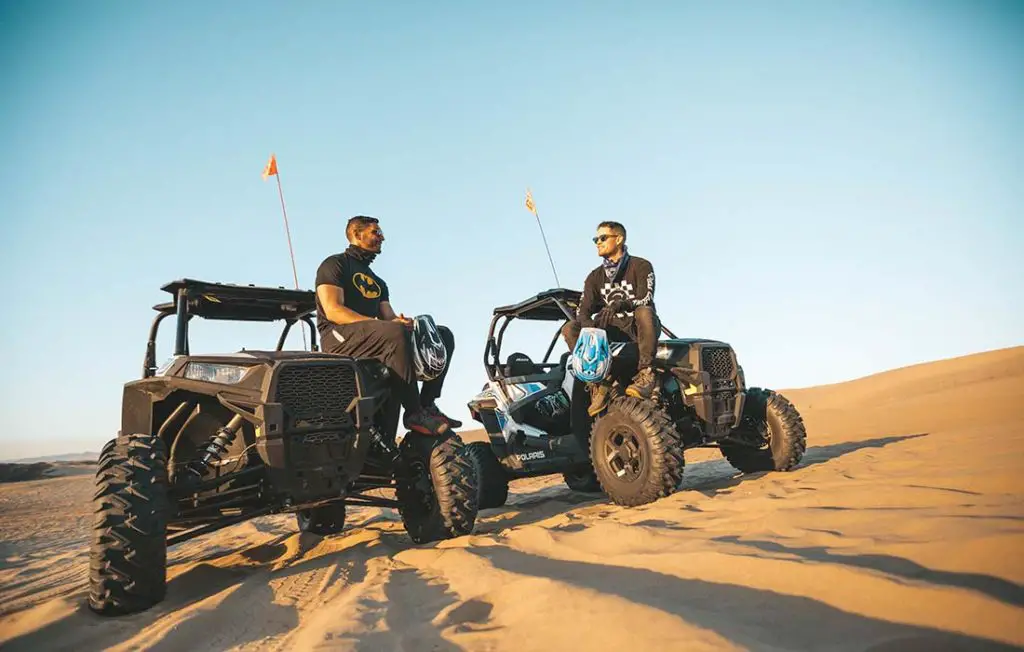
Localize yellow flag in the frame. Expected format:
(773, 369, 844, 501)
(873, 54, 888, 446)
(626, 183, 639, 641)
(525, 188, 537, 215)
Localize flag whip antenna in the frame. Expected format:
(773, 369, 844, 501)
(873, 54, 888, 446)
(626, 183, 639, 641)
(262, 153, 307, 350)
(524, 187, 560, 287)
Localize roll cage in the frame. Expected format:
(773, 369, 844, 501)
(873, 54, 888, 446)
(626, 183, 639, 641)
(484, 289, 580, 384)
(483, 288, 677, 385)
(142, 278, 320, 379)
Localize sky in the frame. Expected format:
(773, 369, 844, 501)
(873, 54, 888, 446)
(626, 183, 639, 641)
(1, 0, 1021, 459)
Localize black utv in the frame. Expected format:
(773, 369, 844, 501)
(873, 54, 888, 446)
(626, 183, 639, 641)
(88, 279, 479, 616)
(466, 288, 807, 509)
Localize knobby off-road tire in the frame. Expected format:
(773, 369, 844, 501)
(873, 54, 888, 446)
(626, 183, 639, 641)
(590, 397, 685, 507)
(562, 467, 603, 493)
(88, 433, 170, 616)
(297, 503, 347, 536)
(395, 433, 479, 544)
(464, 442, 509, 509)
(720, 388, 807, 473)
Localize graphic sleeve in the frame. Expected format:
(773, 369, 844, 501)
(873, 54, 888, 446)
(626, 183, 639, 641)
(576, 269, 603, 327)
(632, 258, 655, 308)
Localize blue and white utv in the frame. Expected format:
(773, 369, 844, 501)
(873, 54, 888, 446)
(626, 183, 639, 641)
(465, 289, 808, 509)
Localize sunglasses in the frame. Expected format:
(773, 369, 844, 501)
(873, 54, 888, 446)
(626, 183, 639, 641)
(593, 234, 615, 244)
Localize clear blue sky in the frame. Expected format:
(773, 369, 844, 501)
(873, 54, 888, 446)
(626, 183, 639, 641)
(1, 1, 1021, 459)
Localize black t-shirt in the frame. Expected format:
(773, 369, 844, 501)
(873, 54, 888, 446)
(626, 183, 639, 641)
(314, 252, 390, 333)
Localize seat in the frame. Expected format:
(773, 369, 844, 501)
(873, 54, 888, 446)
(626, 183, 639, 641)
(556, 350, 571, 375)
(505, 351, 573, 435)
(504, 352, 542, 378)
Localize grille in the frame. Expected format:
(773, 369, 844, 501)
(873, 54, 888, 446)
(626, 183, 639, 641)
(701, 347, 735, 380)
(274, 363, 357, 430)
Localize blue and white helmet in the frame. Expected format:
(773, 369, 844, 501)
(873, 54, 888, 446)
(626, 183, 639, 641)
(412, 314, 447, 381)
(570, 326, 612, 383)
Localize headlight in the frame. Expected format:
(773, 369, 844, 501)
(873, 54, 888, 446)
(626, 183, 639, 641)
(182, 362, 250, 384)
(155, 355, 184, 376)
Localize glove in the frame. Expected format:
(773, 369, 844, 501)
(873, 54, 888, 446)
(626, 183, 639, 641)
(604, 299, 631, 314)
(594, 300, 628, 326)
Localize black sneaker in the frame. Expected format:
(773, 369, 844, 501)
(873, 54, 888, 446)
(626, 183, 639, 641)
(625, 367, 657, 400)
(403, 408, 450, 436)
(424, 402, 463, 429)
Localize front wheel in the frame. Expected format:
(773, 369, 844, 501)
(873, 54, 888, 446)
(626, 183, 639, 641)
(395, 433, 479, 543)
(719, 388, 807, 473)
(88, 433, 170, 616)
(589, 397, 685, 507)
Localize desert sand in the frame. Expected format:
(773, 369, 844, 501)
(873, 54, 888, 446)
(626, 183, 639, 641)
(1, 346, 1022, 651)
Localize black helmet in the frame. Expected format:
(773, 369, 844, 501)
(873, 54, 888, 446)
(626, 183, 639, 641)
(412, 314, 447, 381)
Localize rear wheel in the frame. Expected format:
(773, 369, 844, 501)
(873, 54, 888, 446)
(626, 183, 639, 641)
(590, 397, 685, 507)
(464, 442, 510, 509)
(720, 388, 807, 473)
(88, 433, 170, 616)
(395, 433, 479, 543)
(562, 467, 603, 493)
(296, 503, 347, 536)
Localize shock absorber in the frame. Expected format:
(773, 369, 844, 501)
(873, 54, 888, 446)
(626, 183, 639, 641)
(369, 425, 399, 461)
(188, 414, 245, 476)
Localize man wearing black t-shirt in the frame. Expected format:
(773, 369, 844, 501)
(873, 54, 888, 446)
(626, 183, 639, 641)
(314, 215, 459, 436)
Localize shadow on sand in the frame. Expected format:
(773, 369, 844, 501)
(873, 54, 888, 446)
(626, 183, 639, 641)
(713, 535, 1024, 609)
(2, 432, 954, 651)
(1, 561, 298, 652)
(799, 433, 930, 469)
(349, 567, 468, 652)
(2, 530, 370, 652)
(683, 433, 929, 497)
(474, 433, 933, 532)
(467, 545, 1020, 651)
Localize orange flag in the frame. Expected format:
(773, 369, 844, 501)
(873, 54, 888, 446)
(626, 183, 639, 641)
(262, 153, 278, 181)
(525, 188, 537, 215)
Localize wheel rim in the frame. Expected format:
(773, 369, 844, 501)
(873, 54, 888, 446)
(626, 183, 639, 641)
(757, 419, 773, 451)
(602, 426, 645, 482)
(739, 413, 772, 451)
(404, 459, 436, 515)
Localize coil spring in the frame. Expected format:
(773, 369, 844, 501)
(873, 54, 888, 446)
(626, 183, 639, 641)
(200, 427, 237, 467)
(370, 426, 398, 460)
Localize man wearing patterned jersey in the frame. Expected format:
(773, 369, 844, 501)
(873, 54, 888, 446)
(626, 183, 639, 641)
(562, 220, 661, 414)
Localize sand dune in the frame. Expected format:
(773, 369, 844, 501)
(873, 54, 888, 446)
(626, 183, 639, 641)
(0, 461, 95, 484)
(1, 347, 1022, 651)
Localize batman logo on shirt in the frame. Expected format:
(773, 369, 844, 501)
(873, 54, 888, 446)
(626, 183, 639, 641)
(352, 272, 382, 299)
